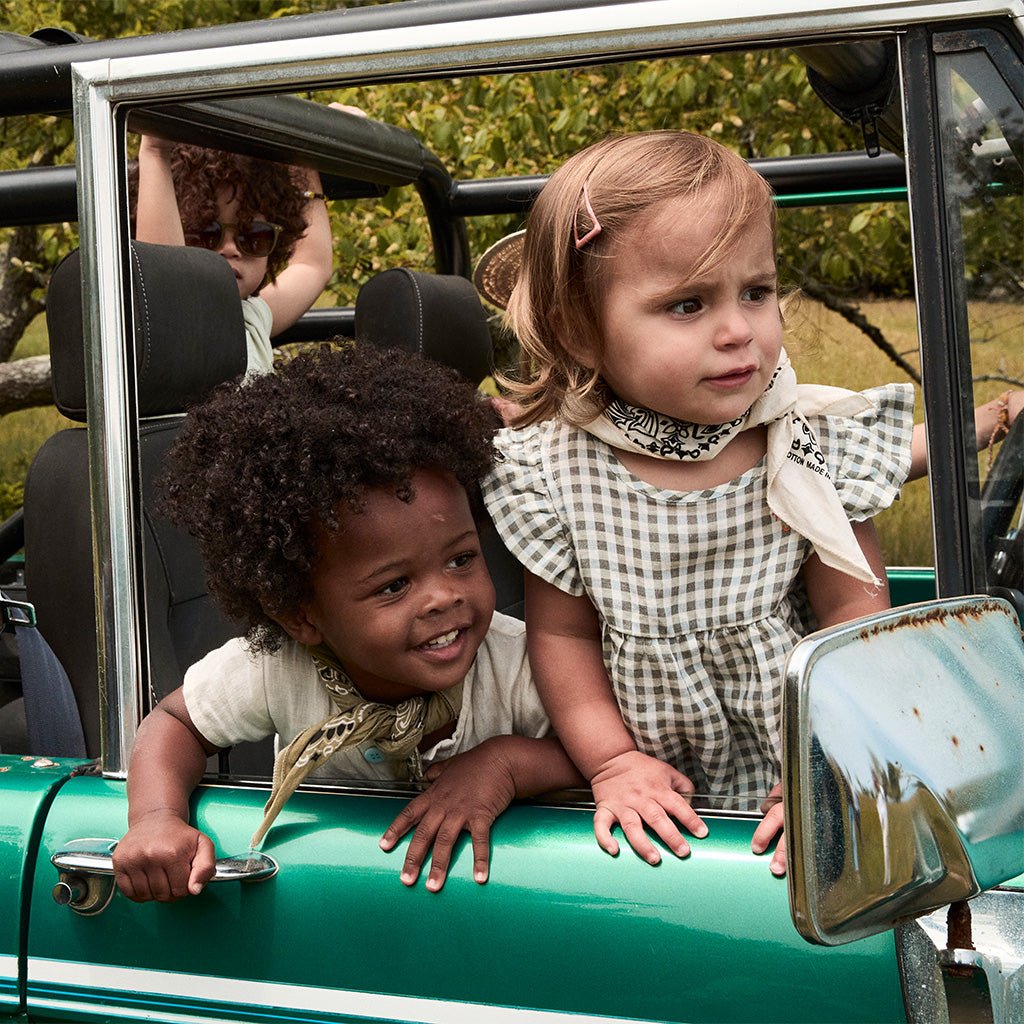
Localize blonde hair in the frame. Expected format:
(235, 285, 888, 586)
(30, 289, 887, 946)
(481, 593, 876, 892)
(501, 131, 776, 425)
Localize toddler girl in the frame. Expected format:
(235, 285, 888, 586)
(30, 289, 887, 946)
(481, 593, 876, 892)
(480, 131, 914, 875)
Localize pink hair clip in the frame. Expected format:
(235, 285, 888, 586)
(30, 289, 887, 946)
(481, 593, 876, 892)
(573, 183, 602, 249)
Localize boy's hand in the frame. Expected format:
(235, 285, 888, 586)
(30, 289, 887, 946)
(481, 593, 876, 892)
(590, 750, 707, 864)
(379, 739, 519, 892)
(113, 810, 216, 902)
(751, 782, 787, 876)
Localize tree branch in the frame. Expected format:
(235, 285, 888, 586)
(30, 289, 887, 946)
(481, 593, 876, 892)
(0, 225, 48, 363)
(0, 355, 52, 416)
(798, 279, 922, 384)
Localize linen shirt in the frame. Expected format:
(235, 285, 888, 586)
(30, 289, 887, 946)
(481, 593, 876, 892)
(184, 612, 549, 782)
(241, 294, 274, 377)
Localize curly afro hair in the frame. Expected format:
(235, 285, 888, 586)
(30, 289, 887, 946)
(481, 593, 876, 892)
(169, 144, 309, 284)
(160, 344, 499, 653)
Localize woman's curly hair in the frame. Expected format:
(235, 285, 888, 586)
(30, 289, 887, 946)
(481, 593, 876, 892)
(159, 344, 499, 654)
(170, 144, 309, 284)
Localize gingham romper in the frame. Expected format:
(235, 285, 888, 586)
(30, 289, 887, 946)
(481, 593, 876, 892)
(482, 384, 914, 811)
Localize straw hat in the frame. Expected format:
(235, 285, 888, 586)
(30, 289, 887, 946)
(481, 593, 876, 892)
(472, 230, 525, 310)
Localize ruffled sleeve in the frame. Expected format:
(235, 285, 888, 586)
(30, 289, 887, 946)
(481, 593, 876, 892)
(814, 382, 915, 520)
(482, 423, 585, 596)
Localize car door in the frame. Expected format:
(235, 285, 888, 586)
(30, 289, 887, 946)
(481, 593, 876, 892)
(27, 776, 906, 1023)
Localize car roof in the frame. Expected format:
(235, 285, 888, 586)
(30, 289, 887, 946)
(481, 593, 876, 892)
(1, 0, 1021, 118)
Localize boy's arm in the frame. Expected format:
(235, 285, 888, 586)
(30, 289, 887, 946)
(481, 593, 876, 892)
(135, 135, 186, 246)
(113, 687, 221, 902)
(379, 734, 582, 892)
(524, 571, 706, 865)
(259, 168, 333, 337)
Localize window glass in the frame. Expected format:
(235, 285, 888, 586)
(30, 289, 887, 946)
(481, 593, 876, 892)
(934, 44, 1023, 594)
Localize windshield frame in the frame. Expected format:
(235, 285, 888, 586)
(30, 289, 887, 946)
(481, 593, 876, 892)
(68, 0, 1022, 774)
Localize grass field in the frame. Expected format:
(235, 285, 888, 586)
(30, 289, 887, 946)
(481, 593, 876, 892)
(1, 298, 1020, 568)
(785, 297, 1021, 567)
(0, 316, 72, 521)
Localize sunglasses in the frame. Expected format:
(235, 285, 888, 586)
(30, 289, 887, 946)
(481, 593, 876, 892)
(183, 220, 282, 258)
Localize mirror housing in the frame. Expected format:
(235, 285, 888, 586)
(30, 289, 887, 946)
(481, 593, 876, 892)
(784, 596, 1024, 946)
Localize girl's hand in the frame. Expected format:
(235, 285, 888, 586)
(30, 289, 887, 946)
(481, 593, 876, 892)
(379, 739, 518, 892)
(489, 395, 523, 427)
(590, 750, 708, 865)
(751, 782, 787, 877)
(112, 810, 216, 902)
(983, 389, 1023, 460)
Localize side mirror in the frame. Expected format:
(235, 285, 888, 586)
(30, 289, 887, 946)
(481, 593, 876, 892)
(784, 596, 1024, 946)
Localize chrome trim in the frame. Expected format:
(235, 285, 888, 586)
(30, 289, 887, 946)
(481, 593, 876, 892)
(74, 2, 1024, 105)
(71, 70, 140, 779)
(896, 890, 1024, 1024)
(51, 838, 278, 882)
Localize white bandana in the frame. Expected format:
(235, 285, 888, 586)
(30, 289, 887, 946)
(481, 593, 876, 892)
(581, 350, 882, 586)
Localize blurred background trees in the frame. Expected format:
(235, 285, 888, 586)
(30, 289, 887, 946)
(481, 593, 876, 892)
(1, 0, 912, 374)
(3, 0, 1021, 564)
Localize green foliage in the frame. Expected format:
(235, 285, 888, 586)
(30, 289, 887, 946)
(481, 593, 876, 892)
(311, 51, 914, 307)
(1, 4, 915, 313)
(782, 202, 913, 297)
(0, 481, 23, 523)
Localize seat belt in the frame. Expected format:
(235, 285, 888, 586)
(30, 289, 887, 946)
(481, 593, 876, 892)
(0, 590, 87, 758)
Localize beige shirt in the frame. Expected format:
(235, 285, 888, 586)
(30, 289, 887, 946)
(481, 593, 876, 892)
(183, 612, 548, 781)
(241, 294, 274, 377)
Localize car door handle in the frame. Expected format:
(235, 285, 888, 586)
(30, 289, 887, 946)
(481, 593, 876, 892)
(50, 838, 278, 915)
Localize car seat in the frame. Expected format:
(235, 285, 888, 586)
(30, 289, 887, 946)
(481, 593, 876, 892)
(21, 242, 250, 759)
(354, 268, 524, 619)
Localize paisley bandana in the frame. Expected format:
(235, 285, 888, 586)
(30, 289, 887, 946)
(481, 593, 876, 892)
(250, 647, 463, 849)
(580, 349, 883, 586)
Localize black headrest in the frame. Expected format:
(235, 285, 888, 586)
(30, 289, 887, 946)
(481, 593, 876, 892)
(46, 242, 247, 422)
(354, 268, 493, 386)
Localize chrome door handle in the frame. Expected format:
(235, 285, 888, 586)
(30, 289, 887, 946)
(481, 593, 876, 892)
(51, 838, 278, 915)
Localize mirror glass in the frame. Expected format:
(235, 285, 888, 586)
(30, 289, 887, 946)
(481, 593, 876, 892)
(784, 596, 1024, 946)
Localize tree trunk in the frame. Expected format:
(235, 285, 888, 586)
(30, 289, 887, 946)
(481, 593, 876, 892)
(0, 224, 48, 363)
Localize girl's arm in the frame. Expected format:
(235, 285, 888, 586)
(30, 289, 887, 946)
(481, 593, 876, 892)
(908, 389, 1022, 481)
(525, 571, 707, 865)
(135, 135, 186, 246)
(112, 687, 220, 902)
(754, 518, 891, 875)
(260, 168, 333, 337)
(801, 518, 891, 627)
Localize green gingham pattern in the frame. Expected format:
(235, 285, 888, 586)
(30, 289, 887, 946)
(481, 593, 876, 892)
(483, 384, 913, 810)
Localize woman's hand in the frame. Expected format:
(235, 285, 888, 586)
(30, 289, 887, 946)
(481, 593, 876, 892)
(751, 782, 787, 876)
(590, 750, 707, 865)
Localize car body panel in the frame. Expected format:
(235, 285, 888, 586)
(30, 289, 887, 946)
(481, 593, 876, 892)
(24, 776, 904, 1024)
(0, 755, 82, 1016)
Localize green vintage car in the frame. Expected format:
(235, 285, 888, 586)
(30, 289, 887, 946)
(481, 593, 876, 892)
(0, 1, 1021, 1022)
